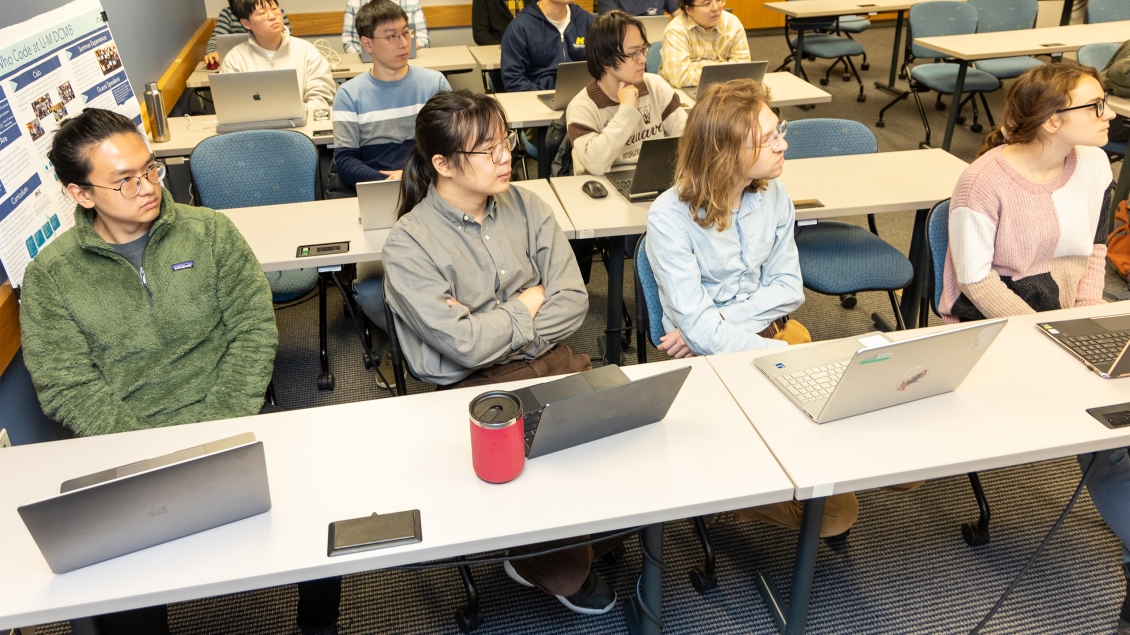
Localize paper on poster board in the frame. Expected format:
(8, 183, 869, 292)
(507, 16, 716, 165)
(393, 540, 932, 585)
(0, 0, 143, 287)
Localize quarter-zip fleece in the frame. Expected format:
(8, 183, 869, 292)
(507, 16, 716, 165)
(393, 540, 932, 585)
(500, 1, 595, 92)
(20, 187, 278, 437)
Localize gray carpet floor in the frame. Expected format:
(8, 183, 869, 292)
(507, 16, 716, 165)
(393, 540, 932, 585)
(35, 24, 1130, 635)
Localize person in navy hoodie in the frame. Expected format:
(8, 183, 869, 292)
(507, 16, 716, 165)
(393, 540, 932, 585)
(501, 0, 595, 92)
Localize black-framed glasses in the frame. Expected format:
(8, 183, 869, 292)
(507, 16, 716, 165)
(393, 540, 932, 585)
(622, 43, 652, 63)
(456, 130, 519, 164)
(1056, 93, 1108, 118)
(80, 162, 165, 198)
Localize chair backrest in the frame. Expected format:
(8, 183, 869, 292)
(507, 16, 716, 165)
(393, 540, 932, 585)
(926, 198, 950, 316)
(968, 0, 1038, 33)
(1086, 0, 1130, 23)
(190, 129, 317, 209)
(909, 2, 980, 60)
(783, 118, 877, 160)
(1078, 42, 1120, 71)
(635, 234, 667, 347)
(646, 41, 663, 75)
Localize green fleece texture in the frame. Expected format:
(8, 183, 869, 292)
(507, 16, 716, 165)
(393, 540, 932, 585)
(1101, 40, 1130, 98)
(20, 187, 278, 437)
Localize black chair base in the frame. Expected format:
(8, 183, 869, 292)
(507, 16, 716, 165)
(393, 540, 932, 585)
(962, 472, 992, 546)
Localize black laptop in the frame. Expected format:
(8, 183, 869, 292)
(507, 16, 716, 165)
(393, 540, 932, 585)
(510, 365, 691, 458)
(1037, 313, 1130, 378)
(605, 136, 679, 203)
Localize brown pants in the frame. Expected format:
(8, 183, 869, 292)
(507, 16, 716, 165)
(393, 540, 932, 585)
(733, 319, 924, 538)
(447, 344, 624, 596)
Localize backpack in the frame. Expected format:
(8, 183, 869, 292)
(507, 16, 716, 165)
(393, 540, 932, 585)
(1108, 199, 1130, 280)
(546, 114, 574, 177)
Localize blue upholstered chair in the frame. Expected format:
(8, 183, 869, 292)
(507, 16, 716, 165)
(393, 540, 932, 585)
(968, 0, 1042, 80)
(190, 129, 319, 302)
(775, 0, 868, 102)
(633, 234, 720, 594)
(786, 119, 914, 329)
(925, 198, 993, 546)
(1086, 0, 1130, 23)
(646, 41, 663, 75)
(876, 2, 1002, 146)
(1078, 43, 1128, 160)
(835, 15, 872, 71)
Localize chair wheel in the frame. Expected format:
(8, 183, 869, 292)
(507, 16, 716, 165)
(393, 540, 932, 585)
(961, 523, 991, 546)
(317, 372, 335, 391)
(956, 115, 966, 125)
(689, 568, 718, 594)
(455, 607, 484, 633)
(839, 293, 858, 309)
(970, 123, 984, 133)
(857, 94, 866, 103)
(898, 71, 907, 80)
(861, 63, 870, 70)
(935, 101, 946, 111)
(876, 119, 886, 128)
(806, 55, 817, 61)
(842, 73, 851, 81)
(600, 542, 628, 565)
(819, 78, 829, 85)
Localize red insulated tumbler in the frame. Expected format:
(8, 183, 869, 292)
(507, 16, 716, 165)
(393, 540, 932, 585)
(469, 391, 526, 484)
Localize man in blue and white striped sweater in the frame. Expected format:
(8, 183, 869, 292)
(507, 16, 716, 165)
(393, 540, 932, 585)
(332, 0, 449, 187)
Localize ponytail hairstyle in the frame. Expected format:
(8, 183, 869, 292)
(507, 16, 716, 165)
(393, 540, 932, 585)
(978, 64, 1102, 158)
(397, 89, 509, 218)
(47, 108, 143, 187)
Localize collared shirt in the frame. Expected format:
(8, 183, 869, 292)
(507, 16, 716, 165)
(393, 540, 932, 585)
(343, 0, 431, 52)
(645, 179, 804, 355)
(659, 11, 751, 88)
(383, 185, 588, 385)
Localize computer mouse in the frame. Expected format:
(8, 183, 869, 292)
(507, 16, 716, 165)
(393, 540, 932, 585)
(582, 180, 607, 199)
(206, 59, 219, 71)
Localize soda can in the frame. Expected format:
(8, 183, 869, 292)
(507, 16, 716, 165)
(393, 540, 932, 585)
(468, 391, 525, 483)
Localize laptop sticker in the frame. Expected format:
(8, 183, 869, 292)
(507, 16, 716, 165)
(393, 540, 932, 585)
(859, 353, 891, 364)
(971, 322, 1006, 349)
(897, 366, 929, 392)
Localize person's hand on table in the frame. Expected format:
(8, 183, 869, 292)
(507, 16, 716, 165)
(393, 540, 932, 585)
(658, 328, 694, 358)
(204, 52, 219, 67)
(380, 170, 403, 181)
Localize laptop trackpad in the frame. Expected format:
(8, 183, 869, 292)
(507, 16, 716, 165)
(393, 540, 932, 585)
(581, 365, 630, 391)
(1095, 315, 1130, 332)
(531, 375, 593, 405)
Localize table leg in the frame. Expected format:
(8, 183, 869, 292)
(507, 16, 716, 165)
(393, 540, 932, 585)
(1059, 0, 1074, 26)
(605, 239, 625, 366)
(941, 61, 968, 152)
(794, 28, 805, 78)
(317, 273, 335, 391)
(626, 523, 665, 635)
(899, 208, 929, 328)
(536, 126, 551, 179)
(875, 10, 905, 96)
(754, 497, 826, 635)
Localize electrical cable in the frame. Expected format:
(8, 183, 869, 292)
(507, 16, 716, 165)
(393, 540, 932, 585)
(389, 526, 644, 571)
(967, 454, 1097, 634)
(313, 39, 341, 68)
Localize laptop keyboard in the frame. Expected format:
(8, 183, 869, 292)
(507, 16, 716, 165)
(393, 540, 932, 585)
(776, 361, 849, 403)
(1065, 331, 1130, 365)
(523, 410, 543, 451)
(613, 179, 634, 199)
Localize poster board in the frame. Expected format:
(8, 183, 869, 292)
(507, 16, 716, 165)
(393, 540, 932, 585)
(0, 0, 142, 288)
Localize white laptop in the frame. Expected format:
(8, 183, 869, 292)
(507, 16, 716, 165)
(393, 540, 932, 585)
(357, 179, 401, 230)
(209, 69, 308, 133)
(753, 319, 1007, 423)
(18, 433, 271, 574)
(637, 15, 671, 43)
(684, 60, 769, 98)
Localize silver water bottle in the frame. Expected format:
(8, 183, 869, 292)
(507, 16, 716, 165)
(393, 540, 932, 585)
(143, 82, 170, 142)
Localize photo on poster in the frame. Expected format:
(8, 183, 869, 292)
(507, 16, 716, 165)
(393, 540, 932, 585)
(57, 81, 75, 104)
(95, 43, 121, 75)
(31, 94, 52, 119)
(50, 102, 68, 122)
(26, 120, 46, 141)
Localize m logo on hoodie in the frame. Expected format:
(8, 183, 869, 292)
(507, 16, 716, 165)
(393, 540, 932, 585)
(574, 36, 585, 47)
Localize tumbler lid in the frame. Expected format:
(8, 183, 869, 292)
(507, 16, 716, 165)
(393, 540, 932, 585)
(469, 391, 523, 429)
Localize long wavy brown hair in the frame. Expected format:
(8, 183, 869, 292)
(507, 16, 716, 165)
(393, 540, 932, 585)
(978, 64, 1102, 158)
(674, 79, 772, 232)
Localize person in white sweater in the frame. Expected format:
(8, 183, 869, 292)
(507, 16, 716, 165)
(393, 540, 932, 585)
(219, 0, 336, 109)
(565, 11, 686, 175)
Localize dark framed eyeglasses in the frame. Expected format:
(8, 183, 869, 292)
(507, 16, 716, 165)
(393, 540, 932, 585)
(622, 43, 652, 63)
(79, 162, 166, 198)
(455, 130, 519, 164)
(1055, 93, 1108, 118)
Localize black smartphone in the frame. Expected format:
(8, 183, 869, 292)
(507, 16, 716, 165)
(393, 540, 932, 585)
(327, 510, 422, 557)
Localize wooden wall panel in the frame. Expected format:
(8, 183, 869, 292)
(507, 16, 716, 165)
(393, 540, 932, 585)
(0, 282, 20, 377)
(289, 1, 595, 33)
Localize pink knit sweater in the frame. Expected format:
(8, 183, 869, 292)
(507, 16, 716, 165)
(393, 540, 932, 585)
(940, 145, 1114, 323)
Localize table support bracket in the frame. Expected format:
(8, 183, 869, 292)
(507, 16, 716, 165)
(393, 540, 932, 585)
(626, 523, 665, 635)
(754, 497, 825, 635)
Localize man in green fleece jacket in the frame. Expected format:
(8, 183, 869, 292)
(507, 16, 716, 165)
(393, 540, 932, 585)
(20, 111, 278, 437)
(20, 110, 341, 635)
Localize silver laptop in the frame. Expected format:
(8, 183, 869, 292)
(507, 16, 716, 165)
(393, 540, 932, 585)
(360, 36, 417, 63)
(537, 61, 590, 110)
(209, 69, 308, 133)
(216, 33, 249, 62)
(605, 135, 679, 202)
(357, 179, 401, 230)
(637, 15, 671, 43)
(1037, 313, 1130, 378)
(754, 319, 1007, 423)
(684, 60, 769, 98)
(18, 433, 271, 574)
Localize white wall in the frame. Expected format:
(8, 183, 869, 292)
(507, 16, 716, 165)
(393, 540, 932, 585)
(205, 0, 470, 16)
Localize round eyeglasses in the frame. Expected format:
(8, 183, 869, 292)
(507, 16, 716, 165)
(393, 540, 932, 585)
(80, 162, 166, 198)
(1055, 93, 1108, 119)
(623, 44, 652, 63)
(455, 130, 520, 164)
(759, 120, 788, 151)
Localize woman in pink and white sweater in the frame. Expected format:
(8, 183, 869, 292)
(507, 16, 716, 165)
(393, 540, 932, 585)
(943, 64, 1130, 634)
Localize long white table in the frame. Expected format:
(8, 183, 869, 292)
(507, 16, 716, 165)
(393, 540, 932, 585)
(149, 113, 336, 158)
(914, 22, 1130, 152)
(550, 148, 968, 365)
(469, 45, 501, 71)
(0, 357, 795, 634)
(707, 302, 1130, 634)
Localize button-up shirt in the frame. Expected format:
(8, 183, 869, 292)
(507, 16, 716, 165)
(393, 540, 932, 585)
(645, 179, 804, 355)
(659, 11, 751, 88)
(383, 184, 588, 385)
